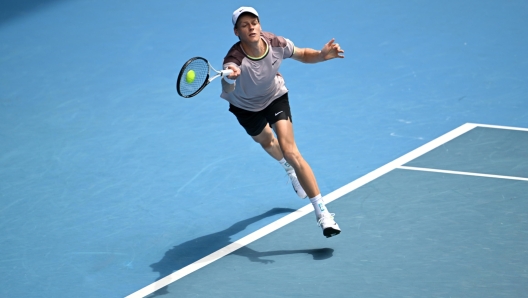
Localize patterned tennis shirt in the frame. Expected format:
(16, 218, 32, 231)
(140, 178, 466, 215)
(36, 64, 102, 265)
(220, 31, 295, 112)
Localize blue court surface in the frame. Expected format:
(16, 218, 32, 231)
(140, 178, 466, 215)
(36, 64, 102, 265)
(129, 123, 528, 298)
(1, 1, 528, 297)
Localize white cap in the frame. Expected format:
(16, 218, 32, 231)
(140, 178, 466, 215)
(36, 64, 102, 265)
(232, 6, 259, 26)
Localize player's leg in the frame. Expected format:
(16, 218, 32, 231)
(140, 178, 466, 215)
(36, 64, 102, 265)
(267, 94, 340, 238)
(250, 125, 283, 161)
(263, 93, 316, 197)
(271, 120, 318, 197)
(273, 119, 340, 237)
(228, 103, 305, 198)
(251, 124, 307, 199)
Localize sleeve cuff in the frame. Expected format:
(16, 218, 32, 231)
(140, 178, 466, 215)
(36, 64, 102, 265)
(223, 76, 236, 84)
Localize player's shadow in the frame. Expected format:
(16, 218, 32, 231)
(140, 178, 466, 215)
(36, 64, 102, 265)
(147, 207, 334, 297)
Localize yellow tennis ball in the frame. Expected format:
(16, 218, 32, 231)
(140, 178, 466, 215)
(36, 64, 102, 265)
(186, 70, 195, 84)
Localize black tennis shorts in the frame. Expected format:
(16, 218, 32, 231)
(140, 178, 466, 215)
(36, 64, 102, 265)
(229, 93, 292, 136)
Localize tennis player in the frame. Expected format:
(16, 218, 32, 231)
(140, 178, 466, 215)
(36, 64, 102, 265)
(221, 7, 344, 238)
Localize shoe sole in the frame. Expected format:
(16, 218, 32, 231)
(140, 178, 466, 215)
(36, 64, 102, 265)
(323, 227, 341, 238)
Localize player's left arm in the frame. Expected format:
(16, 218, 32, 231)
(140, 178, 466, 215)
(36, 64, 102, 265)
(291, 38, 344, 63)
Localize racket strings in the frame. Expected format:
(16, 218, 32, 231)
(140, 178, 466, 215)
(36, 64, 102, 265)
(178, 59, 209, 97)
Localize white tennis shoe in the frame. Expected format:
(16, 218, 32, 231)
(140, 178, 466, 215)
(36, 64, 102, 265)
(286, 169, 307, 199)
(318, 213, 341, 238)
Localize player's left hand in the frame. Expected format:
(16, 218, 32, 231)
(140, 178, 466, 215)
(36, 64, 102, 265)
(321, 38, 345, 60)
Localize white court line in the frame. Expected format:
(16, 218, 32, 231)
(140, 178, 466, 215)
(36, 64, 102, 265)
(398, 166, 528, 182)
(322, 123, 479, 205)
(471, 123, 528, 132)
(125, 122, 482, 298)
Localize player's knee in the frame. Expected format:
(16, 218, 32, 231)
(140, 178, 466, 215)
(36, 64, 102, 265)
(256, 136, 274, 149)
(283, 150, 302, 166)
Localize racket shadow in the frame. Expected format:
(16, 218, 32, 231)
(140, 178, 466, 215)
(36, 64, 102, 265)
(147, 207, 332, 297)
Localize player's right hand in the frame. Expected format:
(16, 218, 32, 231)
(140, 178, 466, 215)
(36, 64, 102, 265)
(226, 65, 241, 79)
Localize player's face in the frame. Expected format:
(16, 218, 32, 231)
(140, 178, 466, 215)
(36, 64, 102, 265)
(235, 15, 261, 44)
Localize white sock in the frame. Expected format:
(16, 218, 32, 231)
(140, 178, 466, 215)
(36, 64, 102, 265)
(309, 194, 330, 218)
(278, 158, 293, 172)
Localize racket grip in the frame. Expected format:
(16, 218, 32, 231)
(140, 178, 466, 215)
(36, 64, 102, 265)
(221, 69, 233, 77)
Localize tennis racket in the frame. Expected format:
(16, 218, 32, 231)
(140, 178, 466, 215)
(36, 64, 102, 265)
(176, 57, 233, 98)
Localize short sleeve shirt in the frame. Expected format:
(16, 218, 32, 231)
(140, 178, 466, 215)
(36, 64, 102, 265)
(220, 31, 295, 112)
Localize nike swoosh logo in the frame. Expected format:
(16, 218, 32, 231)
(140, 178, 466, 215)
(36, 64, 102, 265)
(275, 111, 283, 116)
(272, 60, 278, 65)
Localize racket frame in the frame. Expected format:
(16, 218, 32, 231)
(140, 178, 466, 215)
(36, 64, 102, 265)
(176, 57, 233, 98)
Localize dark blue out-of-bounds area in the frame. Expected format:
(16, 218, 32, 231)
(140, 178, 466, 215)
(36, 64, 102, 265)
(1, 1, 527, 297)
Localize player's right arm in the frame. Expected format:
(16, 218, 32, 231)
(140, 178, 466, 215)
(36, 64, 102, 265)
(221, 64, 241, 93)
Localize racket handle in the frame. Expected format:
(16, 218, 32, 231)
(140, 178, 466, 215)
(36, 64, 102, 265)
(220, 69, 233, 77)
